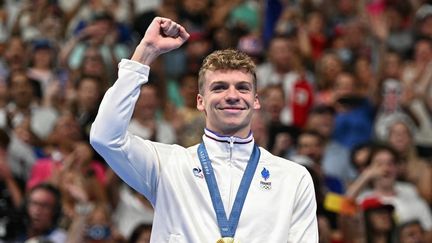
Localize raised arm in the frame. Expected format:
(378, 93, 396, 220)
(89, 17, 189, 203)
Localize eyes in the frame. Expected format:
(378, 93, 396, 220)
(210, 82, 252, 93)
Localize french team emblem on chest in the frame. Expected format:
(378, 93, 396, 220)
(259, 167, 272, 190)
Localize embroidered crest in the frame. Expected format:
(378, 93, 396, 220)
(261, 167, 270, 181)
(260, 167, 271, 190)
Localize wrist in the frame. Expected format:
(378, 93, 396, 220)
(75, 202, 94, 216)
(131, 42, 160, 65)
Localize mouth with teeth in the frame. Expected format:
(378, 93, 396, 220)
(219, 107, 246, 113)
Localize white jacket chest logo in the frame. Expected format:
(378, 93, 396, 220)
(260, 167, 272, 190)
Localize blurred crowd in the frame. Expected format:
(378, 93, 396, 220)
(0, 0, 431, 242)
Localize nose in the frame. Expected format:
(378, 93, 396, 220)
(225, 86, 240, 103)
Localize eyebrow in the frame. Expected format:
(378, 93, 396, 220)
(209, 81, 227, 87)
(209, 80, 253, 87)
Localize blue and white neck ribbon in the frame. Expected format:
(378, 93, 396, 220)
(197, 142, 260, 238)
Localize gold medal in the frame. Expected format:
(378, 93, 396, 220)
(216, 237, 239, 243)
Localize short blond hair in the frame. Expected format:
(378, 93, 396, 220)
(198, 49, 257, 94)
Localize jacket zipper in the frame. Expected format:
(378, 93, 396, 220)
(229, 136, 234, 163)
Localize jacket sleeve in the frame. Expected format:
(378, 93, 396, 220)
(288, 169, 319, 242)
(89, 59, 160, 205)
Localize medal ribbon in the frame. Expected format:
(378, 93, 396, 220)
(198, 142, 260, 238)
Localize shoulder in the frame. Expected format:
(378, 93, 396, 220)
(47, 227, 68, 243)
(186, 143, 200, 155)
(395, 181, 420, 197)
(326, 141, 349, 152)
(259, 147, 310, 176)
(145, 140, 188, 152)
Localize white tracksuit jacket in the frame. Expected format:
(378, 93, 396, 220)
(90, 59, 318, 243)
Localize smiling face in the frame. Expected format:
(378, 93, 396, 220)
(197, 69, 260, 137)
(196, 49, 260, 137)
(371, 149, 398, 188)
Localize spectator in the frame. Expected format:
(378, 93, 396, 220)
(314, 51, 344, 106)
(14, 183, 67, 243)
(128, 223, 152, 243)
(178, 0, 210, 32)
(65, 181, 123, 243)
(332, 72, 375, 150)
(43, 112, 83, 160)
(294, 130, 345, 194)
(303, 11, 328, 61)
(27, 39, 62, 98)
(415, 4, 432, 39)
(250, 110, 270, 149)
(373, 78, 408, 140)
(67, 75, 104, 139)
(397, 220, 427, 243)
(2, 35, 27, 78)
(170, 72, 205, 147)
(27, 140, 106, 191)
(383, 115, 432, 205)
(128, 83, 177, 144)
(353, 56, 378, 100)
(401, 37, 432, 104)
(1, 71, 58, 183)
(57, 168, 107, 231)
(260, 84, 299, 157)
(408, 88, 432, 159)
(347, 144, 432, 240)
(257, 34, 314, 127)
(68, 46, 110, 89)
(2, 70, 58, 139)
(60, 11, 130, 83)
(0, 128, 23, 241)
(350, 142, 374, 177)
(378, 51, 404, 84)
(11, 0, 64, 41)
(360, 196, 397, 243)
(305, 105, 355, 185)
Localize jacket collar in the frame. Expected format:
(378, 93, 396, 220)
(203, 128, 253, 144)
(202, 129, 255, 164)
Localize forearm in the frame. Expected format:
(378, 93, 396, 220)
(66, 203, 94, 243)
(345, 173, 372, 200)
(58, 36, 80, 68)
(5, 177, 23, 208)
(66, 215, 87, 243)
(416, 166, 432, 205)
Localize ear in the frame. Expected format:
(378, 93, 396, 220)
(253, 94, 261, 110)
(197, 94, 205, 111)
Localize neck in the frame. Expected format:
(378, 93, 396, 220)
(33, 64, 50, 70)
(205, 128, 252, 139)
(28, 227, 47, 238)
(375, 184, 395, 196)
(275, 65, 290, 75)
(373, 233, 388, 243)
